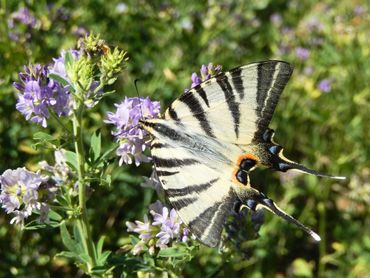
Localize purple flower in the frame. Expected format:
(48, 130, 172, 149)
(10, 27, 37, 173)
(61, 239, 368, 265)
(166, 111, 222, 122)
(126, 215, 154, 242)
(270, 13, 282, 25)
(182, 227, 191, 243)
(189, 63, 222, 89)
(0, 168, 56, 224)
(295, 47, 310, 61)
(8, 7, 37, 28)
(14, 50, 81, 126)
(126, 200, 195, 255)
(151, 207, 182, 247)
(72, 26, 89, 37)
(49, 50, 80, 79)
(14, 65, 55, 127)
(105, 97, 161, 166)
(191, 72, 202, 88)
(354, 5, 366, 16)
(318, 79, 331, 93)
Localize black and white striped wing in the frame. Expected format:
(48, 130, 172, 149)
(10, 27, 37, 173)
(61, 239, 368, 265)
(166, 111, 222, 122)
(151, 138, 238, 247)
(165, 60, 293, 144)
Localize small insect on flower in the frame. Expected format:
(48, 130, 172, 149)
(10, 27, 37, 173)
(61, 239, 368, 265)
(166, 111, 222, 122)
(105, 97, 161, 166)
(0, 168, 57, 224)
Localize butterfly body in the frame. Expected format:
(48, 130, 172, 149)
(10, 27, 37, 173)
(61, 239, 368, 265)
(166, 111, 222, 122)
(140, 60, 344, 247)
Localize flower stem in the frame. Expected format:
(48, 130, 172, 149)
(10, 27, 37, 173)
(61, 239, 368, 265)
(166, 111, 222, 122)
(72, 106, 97, 271)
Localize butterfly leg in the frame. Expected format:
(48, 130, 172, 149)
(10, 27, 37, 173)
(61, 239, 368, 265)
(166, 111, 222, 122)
(234, 184, 321, 241)
(260, 128, 345, 180)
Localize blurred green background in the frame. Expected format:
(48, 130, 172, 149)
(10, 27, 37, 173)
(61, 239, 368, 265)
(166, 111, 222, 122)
(0, 0, 369, 277)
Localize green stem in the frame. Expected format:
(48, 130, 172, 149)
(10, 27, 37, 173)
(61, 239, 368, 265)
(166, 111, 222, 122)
(73, 107, 97, 271)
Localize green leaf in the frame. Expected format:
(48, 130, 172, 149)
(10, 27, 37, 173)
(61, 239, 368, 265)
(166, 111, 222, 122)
(90, 130, 101, 162)
(129, 235, 140, 246)
(33, 131, 57, 142)
(73, 223, 86, 254)
(48, 73, 72, 88)
(96, 236, 105, 258)
(157, 246, 189, 258)
(55, 251, 80, 260)
(56, 194, 70, 207)
(64, 151, 78, 171)
(64, 51, 74, 68)
(91, 265, 110, 275)
(48, 209, 63, 221)
(23, 220, 61, 230)
(96, 251, 111, 266)
(100, 251, 111, 263)
(60, 222, 78, 253)
(100, 144, 118, 161)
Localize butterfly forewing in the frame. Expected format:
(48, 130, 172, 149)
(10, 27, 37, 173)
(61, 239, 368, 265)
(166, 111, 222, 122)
(165, 60, 293, 144)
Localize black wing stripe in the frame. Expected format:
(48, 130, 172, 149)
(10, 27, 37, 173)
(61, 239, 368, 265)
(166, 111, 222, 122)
(166, 178, 219, 197)
(150, 123, 184, 142)
(156, 170, 180, 177)
(230, 68, 244, 100)
(151, 142, 164, 149)
(216, 75, 240, 138)
(254, 62, 293, 141)
(170, 196, 198, 210)
(256, 61, 276, 114)
(200, 188, 237, 246)
(167, 104, 179, 121)
(178, 92, 215, 137)
(154, 157, 199, 168)
(188, 201, 222, 240)
(195, 86, 210, 107)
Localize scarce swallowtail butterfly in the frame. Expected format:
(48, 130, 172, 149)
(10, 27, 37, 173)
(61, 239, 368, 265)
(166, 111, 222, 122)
(140, 60, 345, 247)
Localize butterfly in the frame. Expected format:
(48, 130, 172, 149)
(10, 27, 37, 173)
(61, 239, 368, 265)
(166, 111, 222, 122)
(140, 60, 345, 247)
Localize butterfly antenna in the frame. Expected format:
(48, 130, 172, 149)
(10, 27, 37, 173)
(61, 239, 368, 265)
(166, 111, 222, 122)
(134, 79, 144, 120)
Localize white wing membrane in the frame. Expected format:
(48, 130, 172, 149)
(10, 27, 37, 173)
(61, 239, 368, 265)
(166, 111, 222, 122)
(150, 130, 240, 247)
(165, 61, 293, 144)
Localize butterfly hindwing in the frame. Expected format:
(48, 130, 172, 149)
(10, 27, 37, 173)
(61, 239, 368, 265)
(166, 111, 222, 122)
(150, 134, 238, 247)
(165, 60, 293, 144)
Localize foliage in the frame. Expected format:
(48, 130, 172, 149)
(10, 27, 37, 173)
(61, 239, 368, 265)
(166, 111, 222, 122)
(0, 0, 369, 277)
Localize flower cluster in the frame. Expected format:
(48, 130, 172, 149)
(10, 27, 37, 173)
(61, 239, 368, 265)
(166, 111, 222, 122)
(8, 7, 38, 41)
(126, 201, 194, 255)
(14, 50, 79, 127)
(105, 97, 160, 166)
(190, 63, 222, 88)
(0, 168, 57, 224)
(8, 7, 37, 28)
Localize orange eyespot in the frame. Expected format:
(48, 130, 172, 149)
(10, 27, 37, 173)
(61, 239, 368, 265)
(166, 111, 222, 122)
(231, 153, 259, 186)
